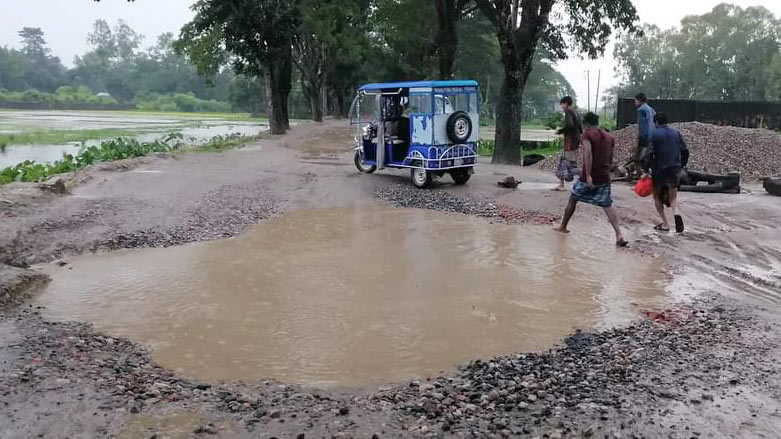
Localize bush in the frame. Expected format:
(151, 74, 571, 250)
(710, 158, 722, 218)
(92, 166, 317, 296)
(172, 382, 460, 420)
(544, 112, 564, 131)
(477, 139, 495, 156)
(134, 92, 231, 113)
(0, 136, 180, 185)
(601, 118, 617, 132)
(0, 132, 256, 186)
(476, 138, 563, 159)
(0, 86, 117, 106)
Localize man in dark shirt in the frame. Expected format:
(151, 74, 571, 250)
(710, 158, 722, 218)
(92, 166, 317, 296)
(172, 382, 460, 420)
(554, 96, 583, 191)
(644, 112, 690, 233)
(555, 112, 628, 247)
(634, 93, 656, 177)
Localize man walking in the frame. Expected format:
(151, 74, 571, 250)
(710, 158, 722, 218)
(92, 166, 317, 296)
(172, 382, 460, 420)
(644, 112, 690, 233)
(554, 112, 628, 247)
(553, 96, 582, 191)
(634, 93, 655, 176)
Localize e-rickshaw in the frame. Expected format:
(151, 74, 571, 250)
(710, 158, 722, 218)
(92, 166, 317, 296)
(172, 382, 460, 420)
(349, 80, 480, 188)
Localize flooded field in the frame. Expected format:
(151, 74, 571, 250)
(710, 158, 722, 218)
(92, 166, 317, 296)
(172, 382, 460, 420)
(0, 110, 267, 168)
(36, 207, 668, 388)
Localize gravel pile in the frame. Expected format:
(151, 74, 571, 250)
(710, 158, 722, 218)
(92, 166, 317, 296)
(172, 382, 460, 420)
(1, 310, 356, 437)
(538, 122, 781, 180)
(376, 184, 559, 225)
(373, 303, 759, 437)
(104, 184, 279, 250)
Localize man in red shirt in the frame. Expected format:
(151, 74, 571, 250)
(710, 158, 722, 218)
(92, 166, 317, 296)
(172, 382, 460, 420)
(554, 112, 628, 247)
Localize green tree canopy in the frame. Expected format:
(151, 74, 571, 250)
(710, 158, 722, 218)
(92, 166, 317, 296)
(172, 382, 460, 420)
(614, 4, 781, 101)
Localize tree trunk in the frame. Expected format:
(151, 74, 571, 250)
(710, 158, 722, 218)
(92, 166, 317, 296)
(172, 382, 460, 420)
(337, 93, 346, 119)
(491, 20, 542, 164)
(435, 0, 458, 79)
(264, 55, 292, 135)
(492, 72, 524, 164)
(309, 87, 323, 122)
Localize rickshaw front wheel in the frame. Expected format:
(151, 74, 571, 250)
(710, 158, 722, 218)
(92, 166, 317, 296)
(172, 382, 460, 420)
(411, 168, 432, 188)
(354, 151, 377, 174)
(451, 168, 472, 185)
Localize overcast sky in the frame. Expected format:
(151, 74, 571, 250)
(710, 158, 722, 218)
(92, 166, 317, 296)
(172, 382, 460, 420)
(1, 0, 780, 108)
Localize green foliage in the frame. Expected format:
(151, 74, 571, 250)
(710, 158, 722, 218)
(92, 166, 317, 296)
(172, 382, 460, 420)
(0, 85, 119, 106)
(134, 92, 231, 113)
(477, 138, 561, 157)
(601, 118, 617, 132)
(0, 128, 148, 146)
(614, 5, 781, 101)
(477, 139, 494, 156)
(0, 137, 176, 185)
(0, 133, 256, 186)
(544, 112, 564, 131)
(198, 133, 258, 151)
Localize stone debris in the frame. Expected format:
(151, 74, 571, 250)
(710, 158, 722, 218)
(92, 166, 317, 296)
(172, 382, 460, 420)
(376, 184, 558, 225)
(539, 122, 781, 181)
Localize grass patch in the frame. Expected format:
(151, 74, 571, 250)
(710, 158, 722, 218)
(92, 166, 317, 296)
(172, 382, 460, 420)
(197, 133, 262, 151)
(0, 133, 257, 186)
(477, 137, 562, 158)
(121, 110, 267, 122)
(0, 128, 157, 146)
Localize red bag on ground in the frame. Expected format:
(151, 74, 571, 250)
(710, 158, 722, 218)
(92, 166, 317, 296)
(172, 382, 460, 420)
(634, 176, 653, 197)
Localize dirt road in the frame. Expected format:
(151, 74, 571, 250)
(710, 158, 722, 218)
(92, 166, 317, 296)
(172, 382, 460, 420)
(1, 120, 780, 438)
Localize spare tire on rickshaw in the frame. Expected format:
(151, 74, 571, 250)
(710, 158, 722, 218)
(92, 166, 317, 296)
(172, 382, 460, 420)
(446, 111, 473, 143)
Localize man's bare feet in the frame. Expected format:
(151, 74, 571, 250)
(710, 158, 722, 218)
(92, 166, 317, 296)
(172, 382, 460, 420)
(553, 226, 570, 234)
(551, 186, 567, 192)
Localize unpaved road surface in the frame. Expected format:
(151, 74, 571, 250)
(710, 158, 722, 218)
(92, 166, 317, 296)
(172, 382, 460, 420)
(2, 120, 781, 438)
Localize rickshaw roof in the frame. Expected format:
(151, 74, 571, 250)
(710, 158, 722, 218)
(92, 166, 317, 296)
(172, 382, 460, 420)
(358, 80, 478, 91)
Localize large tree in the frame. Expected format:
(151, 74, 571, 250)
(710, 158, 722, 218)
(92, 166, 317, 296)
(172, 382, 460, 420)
(614, 5, 781, 102)
(294, 0, 368, 122)
(475, 0, 639, 164)
(176, 0, 298, 134)
(16, 28, 66, 92)
(434, 0, 478, 79)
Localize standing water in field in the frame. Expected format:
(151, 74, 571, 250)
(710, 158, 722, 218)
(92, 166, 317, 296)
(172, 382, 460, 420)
(0, 110, 268, 168)
(36, 207, 668, 387)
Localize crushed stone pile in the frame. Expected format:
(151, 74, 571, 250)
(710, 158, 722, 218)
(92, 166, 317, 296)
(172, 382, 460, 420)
(538, 122, 781, 180)
(376, 184, 559, 225)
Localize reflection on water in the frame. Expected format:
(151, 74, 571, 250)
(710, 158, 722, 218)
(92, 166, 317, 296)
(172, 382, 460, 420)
(37, 207, 667, 387)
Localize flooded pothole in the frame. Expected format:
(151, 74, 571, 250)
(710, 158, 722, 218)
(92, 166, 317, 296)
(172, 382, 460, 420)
(35, 207, 669, 387)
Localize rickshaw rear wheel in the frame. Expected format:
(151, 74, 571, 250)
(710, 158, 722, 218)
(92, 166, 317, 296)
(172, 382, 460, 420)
(354, 151, 377, 174)
(451, 168, 472, 185)
(411, 168, 432, 188)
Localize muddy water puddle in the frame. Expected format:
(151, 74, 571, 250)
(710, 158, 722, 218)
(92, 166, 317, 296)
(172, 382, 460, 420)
(36, 207, 667, 387)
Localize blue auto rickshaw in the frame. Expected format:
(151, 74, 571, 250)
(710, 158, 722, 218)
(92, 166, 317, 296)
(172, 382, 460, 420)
(349, 80, 480, 188)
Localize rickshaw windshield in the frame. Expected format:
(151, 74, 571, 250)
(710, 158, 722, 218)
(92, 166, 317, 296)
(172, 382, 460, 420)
(349, 92, 381, 125)
(434, 94, 456, 114)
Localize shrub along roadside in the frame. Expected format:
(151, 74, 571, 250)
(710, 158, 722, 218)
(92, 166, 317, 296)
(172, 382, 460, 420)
(0, 133, 257, 185)
(478, 138, 562, 158)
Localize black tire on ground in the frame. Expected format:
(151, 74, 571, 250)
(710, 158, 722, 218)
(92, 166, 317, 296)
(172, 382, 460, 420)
(679, 182, 732, 193)
(411, 168, 432, 188)
(763, 178, 781, 196)
(451, 168, 472, 185)
(522, 154, 546, 167)
(354, 150, 376, 174)
(446, 111, 473, 143)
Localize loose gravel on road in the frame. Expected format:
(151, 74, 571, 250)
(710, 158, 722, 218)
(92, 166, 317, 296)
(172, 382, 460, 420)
(376, 184, 559, 225)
